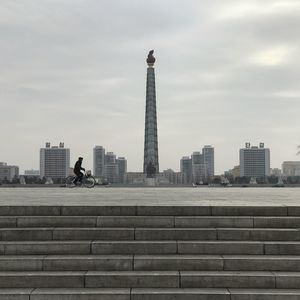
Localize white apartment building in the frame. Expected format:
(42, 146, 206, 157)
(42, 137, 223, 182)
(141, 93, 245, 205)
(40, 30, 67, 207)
(240, 143, 270, 177)
(40, 142, 70, 179)
(282, 161, 300, 176)
(0, 162, 19, 182)
(24, 169, 40, 176)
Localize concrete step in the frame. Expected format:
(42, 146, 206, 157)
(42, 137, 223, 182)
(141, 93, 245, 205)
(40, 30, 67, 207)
(92, 241, 266, 255)
(0, 241, 91, 255)
(2, 270, 294, 288)
(3, 241, 300, 255)
(85, 271, 179, 288)
(133, 255, 223, 271)
(3, 216, 300, 228)
(180, 271, 300, 288)
(135, 228, 300, 241)
(3, 227, 297, 241)
(132, 288, 300, 300)
(0, 288, 34, 300)
(216, 228, 300, 241)
(0, 228, 134, 241)
(134, 255, 300, 271)
(0, 271, 178, 288)
(178, 241, 264, 254)
(0, 272, 85, 288)
(228, 288, 300, 300)
(31, 288, 130, 300)
(179, 241, 300, 255)
(92, 241, 178, 255)
(2, 288, 300, 300)
(135, 228, 217, 240)
(1, 205, 298, 217)
(2, 255, 300, 272)
(84, 271, 300, 288)
(0, 255, 133, 271)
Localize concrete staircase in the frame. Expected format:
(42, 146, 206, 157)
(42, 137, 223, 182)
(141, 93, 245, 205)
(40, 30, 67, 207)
(1, 205, 300, 299)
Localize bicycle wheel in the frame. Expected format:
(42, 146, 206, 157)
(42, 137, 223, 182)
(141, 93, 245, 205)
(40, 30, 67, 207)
(84, 176, 95, 188)
(65, 176, 76, 188)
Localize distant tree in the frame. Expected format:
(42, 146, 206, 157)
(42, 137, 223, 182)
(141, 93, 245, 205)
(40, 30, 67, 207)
(256, 176, 266, 184)
(287, 176, 300, 184)
(235, 176, 249, 184)
(2, 177, 10, 184)
(267, 176, 278, 184)
(11, 175, 19, 184)
(213, 177, 221, 184)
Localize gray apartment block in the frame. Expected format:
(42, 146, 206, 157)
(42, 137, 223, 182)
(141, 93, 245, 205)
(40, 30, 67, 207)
(40, 142, 70, 180)
(117, 157, 127, 183)
(240, 143, 270, 177)
(94, 148, 127, 184)
(93, 146, 105, 177)
(192, 152, 206, 183)
(180, 156, 192, 183)
(0, 162, 19, 181)
(203, 145, 215, 177)
(180, 146, 215, 183)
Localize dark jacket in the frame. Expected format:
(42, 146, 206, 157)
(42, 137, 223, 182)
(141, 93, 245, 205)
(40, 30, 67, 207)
(74, 160, 84, 174)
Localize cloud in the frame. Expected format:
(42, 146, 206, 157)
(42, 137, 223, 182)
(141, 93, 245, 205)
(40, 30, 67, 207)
(0, 0, 300, 173)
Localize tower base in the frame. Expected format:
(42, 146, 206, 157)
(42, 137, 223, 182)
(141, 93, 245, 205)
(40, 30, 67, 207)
(145, 178, 157, 186)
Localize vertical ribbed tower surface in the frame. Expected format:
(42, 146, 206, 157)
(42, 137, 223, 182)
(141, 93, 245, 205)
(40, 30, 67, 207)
(143, 50, 159, 176)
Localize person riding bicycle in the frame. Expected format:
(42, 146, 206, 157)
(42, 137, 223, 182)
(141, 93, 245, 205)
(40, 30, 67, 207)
(73, 157, 85, 185)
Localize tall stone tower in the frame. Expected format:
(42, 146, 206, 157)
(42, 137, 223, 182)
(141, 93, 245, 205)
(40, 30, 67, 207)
(143, 50, 159, 177)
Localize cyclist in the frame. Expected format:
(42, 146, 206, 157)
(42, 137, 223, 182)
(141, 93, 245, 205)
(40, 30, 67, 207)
(73, 157, 85, 185)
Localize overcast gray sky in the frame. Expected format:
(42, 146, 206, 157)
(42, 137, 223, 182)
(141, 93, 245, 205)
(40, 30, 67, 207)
(1, 0, 300, 174)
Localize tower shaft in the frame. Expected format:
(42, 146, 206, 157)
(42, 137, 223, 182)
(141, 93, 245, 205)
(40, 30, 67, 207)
(143, 66, 159, 175)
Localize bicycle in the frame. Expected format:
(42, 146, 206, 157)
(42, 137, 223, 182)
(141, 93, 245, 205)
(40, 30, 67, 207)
(65, 170, 96, 188)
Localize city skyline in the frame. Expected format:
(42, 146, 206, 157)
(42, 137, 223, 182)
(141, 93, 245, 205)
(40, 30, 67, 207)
(0, 140, 290, 176)
(3, 140, 300, 179)
(1, 1, 300, 174)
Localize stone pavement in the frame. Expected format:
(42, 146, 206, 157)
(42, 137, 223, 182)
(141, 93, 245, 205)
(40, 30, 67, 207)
(1, 187, 300, 206)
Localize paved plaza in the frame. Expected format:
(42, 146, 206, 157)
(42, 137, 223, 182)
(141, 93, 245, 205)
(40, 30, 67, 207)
(0, 187, 300, 206)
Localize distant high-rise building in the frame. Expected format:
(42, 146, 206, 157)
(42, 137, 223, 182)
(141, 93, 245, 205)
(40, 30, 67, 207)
(271, 168, 282, 176)
(117, 157, 127, 183)
(40, 142, 70, 180)
(105, 152, 116, 165)
(104, 152, 118, 183)
(162, 169, 185, 184)
(93, 146, 105, 177)
(0, 162, 19, 182)
(180, 156, 192, 183)
(191, 152, 206, 183)
(203, 145, 214, 177)
(180, 145, 215, 183)
(94, 147, 127, 184)
(104, 164, 119, 184)
(240, 143, 270, 177)
(231, 165, 240, 178)
(24, 169, 40, 176)
(282, 161, 300, 176)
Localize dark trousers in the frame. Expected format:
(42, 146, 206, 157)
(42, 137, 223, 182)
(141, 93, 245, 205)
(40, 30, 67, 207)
(73, 171, 83, 184)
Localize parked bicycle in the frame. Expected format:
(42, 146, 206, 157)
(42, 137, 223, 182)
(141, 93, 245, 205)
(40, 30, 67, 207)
(65, 170, 96, 188)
